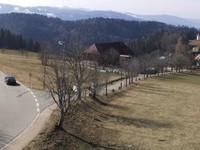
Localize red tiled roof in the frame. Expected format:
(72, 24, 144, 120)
(195, 54, 200, 60)
(85, 42, 134, 56)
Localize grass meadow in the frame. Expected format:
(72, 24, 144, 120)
(0, 49, 121, 90)
(24, 71, 200, 150)
(0, 49, 43, 89)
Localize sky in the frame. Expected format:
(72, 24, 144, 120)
(0, 0, 199, 19)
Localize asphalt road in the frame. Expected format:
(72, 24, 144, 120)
(0, 71, 53, 149)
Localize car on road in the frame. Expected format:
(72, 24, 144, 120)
(4, 75, 17, 85)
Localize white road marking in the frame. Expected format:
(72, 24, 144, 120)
(0, 71, 41, 150)
(28, 89, 40, 114)
(2, 113, 40, 150)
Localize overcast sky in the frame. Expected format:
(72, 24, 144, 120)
(0, 0, 199, 19)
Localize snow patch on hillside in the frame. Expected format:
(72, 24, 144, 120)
(47, 13, 56, 18)
(14, 7, 20, 11)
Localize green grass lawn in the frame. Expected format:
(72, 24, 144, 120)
(24, 71, 200, 150)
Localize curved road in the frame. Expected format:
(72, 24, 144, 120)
(0, 71, 53, 149)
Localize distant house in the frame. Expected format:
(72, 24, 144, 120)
(195, 54, 200, 61)
(189, 34, 200, 54)
(84, 42, 134, 65)
(189, 34, 200, 66)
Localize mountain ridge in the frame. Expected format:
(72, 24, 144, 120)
(0, 13, 179, 45)
(0, 3, 200, 29)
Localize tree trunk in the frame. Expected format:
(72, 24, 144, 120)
(57, 108, 65, 129)
(162, 68, 164, 75)
(77, 84, 82, 100)
(105, 83, 108, 96)
(125, 75, 127, 87)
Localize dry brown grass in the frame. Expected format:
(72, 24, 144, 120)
(24, 71, 200, 150)
(0, 50, 121, 90)
(0, 52, 43, 89)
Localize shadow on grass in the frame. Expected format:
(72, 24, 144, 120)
(80, 99, 133, 125)
(134, 87, 172, 96)
(187, 71, 200, 76)
(157, 72, 200, 86)
(92, 96, 109, 106)
(156, 72, 196, 81)
(90, 96, 130, 111)
(80, 100, 106, 116)
(79, 101, 172, 129)
(107, 114, 172, 129)
(156, 74, 182, 80)
(134, 82, 175, 95)
(124, 101, 155, 108)
(62, 129, 116, 150)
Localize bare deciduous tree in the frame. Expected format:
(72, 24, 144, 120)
(98, 48, 118, 95)
(139, 54, 152, 78)
(171, 53, 190, 72)
(120, 58, 129, 87)
(44, 52, 74, 129)
(67, 42, 93, 100)
(128, 57, 140, 83)
(42, 42, 104, 128)
(88, 60, 103, 97)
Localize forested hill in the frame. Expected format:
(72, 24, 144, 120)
(0, 28, 40, 51)
(0, 13, 178, 46)
(0, 13, 198, 55)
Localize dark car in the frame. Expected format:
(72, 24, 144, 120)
(4, 75, 16, 85)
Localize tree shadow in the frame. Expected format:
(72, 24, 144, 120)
(90, 96, 130, 111)
(135, 82, 174, 95)
(16, 90, 29, 98)
(62, 129, 116, 150)
(80, 100, 105, 115)
(156, 74, 190, 81)
(107, 114, 172, 129)
(91, 96, 109, 106)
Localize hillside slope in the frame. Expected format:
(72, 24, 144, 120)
(0, 13, 177, 45)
